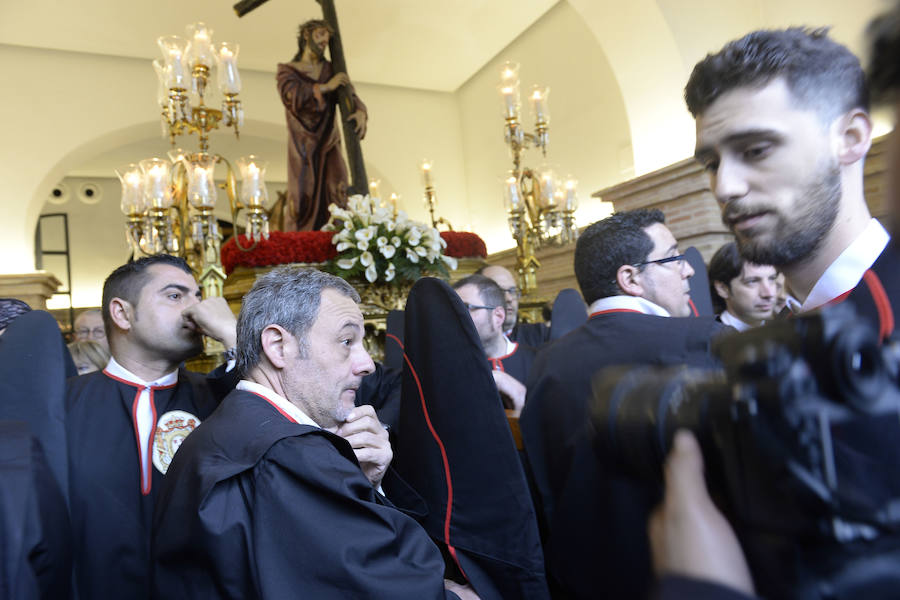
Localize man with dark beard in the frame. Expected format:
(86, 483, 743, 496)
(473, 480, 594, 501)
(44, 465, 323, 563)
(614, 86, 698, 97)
(278, 19, 367, 231)
(686, 28, 896, 337)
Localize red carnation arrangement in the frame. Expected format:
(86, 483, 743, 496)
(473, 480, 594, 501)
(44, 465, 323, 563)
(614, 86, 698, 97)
(221, 229, 486, 276)
(221, 231, 337, 275)
(440, 231, 487, 260)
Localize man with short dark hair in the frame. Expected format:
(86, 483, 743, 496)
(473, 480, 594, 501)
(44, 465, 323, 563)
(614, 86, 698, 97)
(152, 266, 477, 599)
(686, 27, 896, 336)
(67, 254, 239, 600)
(707, 242, 778, 330)
(453, 274, 534, 414)
(647, 24, 900, 600)
(520, 209, 728, 600)
(478, 264, 550, 348)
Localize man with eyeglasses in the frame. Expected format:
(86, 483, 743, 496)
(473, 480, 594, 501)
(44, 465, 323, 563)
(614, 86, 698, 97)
(73, 308, 108, 351)
(519, 208, 729, 600)
(453, 274, 535, 415)
(477, 265, 550, 348)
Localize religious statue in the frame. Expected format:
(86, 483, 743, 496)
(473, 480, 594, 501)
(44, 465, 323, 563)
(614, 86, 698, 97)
(277, 19, 367, 231)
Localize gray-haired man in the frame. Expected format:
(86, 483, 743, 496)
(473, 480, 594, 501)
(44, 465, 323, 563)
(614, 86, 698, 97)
(152, 267, 477, 599)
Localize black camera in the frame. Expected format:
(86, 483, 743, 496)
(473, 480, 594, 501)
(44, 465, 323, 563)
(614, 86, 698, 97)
(591, 304, 900, 599)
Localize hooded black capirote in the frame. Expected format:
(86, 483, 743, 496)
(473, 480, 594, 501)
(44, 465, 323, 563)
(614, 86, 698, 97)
(393, 277, 549, 600)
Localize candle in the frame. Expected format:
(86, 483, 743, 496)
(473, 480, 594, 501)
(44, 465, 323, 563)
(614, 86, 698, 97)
(368, 179, 380, 199)
(390, 192, 398, 215)
(530, 86, 549, 123)
(421, 160, 433, 188)
(501, 86, 518, 119)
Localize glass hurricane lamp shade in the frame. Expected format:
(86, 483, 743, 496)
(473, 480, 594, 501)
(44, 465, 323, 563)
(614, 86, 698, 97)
(538, 167, 557, 208)
(236, 156, 268, 208)
(564, 177, 578, 211)
(157, 36, 189, 89)
(499, 84, 521, 120)
(499, 61, 520, 88)
(117, 164, 146, 215)
(139, 158, 174, 209)
(184, 154, 217, 210)
(153, 60, 169, 107)
(503, 174, 523, 213)
(186, 23, 215, 69)
(216, 43, 242, 94)
(530, 85, 550, 125)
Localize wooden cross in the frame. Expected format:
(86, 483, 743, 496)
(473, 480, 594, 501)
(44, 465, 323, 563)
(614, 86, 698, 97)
(234, 0, 369, 196)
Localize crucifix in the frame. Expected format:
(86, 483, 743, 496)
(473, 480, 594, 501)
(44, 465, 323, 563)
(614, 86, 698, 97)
(234, 0, 369, 199)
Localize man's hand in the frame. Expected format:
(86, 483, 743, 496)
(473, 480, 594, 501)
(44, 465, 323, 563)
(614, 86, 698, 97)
(347, 110, 367, 138)
(443, 579, 481, 600)
(336, 404, 392, 488)
(323, 72, 350, 92)
(182, 298, 237, 349)
(491, 370, 525, 416)
(648, 430, 755, 595)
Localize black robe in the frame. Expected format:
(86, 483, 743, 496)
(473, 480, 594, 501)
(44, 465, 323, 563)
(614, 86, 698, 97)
(0, 421, 71, 600)
(66, 365, 237, 600)
(841, 240, 900, 341)
(151, 388, 457, 600)
(397, 278, 549, 600)
(487, 342, 534, 386)
(0, 310, 74, 503)
(510, 320, 549, 349)
(520, 312, 728, 600)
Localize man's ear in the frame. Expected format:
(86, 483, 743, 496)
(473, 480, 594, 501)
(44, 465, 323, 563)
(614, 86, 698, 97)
(260, 324, 291, 369)
(108, 298, 134, 332)
(713, 280, 731, 301)
(492, 306, 506, 330)
(616, 265, 644, 297)
(834, 109, 872, 165)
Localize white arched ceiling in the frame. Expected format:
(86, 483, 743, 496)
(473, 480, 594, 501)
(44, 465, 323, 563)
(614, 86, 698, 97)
(567, 0, 696, 175)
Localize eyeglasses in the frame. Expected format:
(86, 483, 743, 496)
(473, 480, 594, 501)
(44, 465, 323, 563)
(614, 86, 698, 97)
(500, 286, 520, 298)
(632, 254, 687, 269)
(75, 327, 107, 340)
(464, 303, 497, 312)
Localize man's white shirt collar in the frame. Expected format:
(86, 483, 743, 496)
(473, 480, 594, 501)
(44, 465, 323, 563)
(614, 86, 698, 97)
(503, 334, 516, 356)
(719, 310, 753, 332)
(237, 380, 319, 428)
(790, 218, 890, 313)
(589, 295, 671, 317)
(104, 356, 179, 387)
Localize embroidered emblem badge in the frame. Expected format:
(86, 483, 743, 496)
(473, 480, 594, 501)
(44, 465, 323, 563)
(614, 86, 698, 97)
(152, 410, 200, 475)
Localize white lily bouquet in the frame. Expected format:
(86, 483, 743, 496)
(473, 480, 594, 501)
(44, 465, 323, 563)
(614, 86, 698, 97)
(324, 195, 458, 284)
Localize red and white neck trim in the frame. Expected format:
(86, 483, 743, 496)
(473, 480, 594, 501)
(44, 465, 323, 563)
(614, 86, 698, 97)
(792, 218, 890, 312)
(237, 380, 319, 428)
(103, 357, 178, 495)
(588, 295, 670, 317)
